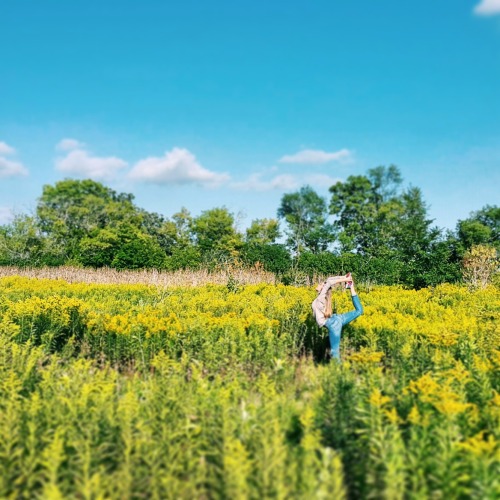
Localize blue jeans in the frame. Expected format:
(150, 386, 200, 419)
(324, 295, 363, 360)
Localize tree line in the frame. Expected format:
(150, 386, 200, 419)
(1, 165, 498, 287)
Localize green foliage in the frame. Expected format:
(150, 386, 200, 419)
(191, 207, 243, 256)
(0, 278, 499, 498)
(456, 205, 500, 254)
(164, 244, 202, 270)
(78, 228, 121, 267)
(0, 177, 496, 286)
(278, 185, 334, 255)
(110, 229, 166, 270)
(329, 166, 434, 261)
(240, 242, 291, 274)
(245, 218, 281, 244)
(36, 179, 139, 259)
(0, 214, 64, 266)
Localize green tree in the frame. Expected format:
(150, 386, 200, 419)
(245, 218, 281, 244)
(36, 179, 139, 260)
(456, 205, 500, 253)
(329, 166, 403, 254)
(191, 207, 243, 257)
(278, 186, 334, 255)
(240, 243, 291, 274)
(328, 167, 456, 286)
(368, 164, 403, 205)
(0, 214, 64, 266)
(78, 228, 121, 267)
(110, 225, 166, 270)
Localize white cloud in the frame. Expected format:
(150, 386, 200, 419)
(0, 158, 29, 178)
(305, 174, 343, 187)
(0, 142, 29, 178)
(129, 147, 229, 187)
(474, 0, 500, 15)
(0, 141, 16, 155)
(56, 138, 85, 151)
(0, 207, 13, 225)
(279, 148, 352, 165)
(231, 173, 299, 191)
(56, 148, 127, 180)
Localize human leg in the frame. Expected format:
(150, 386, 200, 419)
(325, 315, 343, 359)
(340, 294, 363, 327)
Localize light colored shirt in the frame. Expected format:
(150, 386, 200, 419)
(311, 276, 343, 327)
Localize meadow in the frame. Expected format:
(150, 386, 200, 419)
(0, 272, 499, 499)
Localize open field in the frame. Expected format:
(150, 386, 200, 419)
(0, 275, 499, 499)
(0, 265, 278, 287)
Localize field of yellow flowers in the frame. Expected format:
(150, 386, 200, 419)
(0, 276, 499, 499)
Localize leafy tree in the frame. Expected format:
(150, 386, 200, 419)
(392, 187, 436, 257)
(329, 175, 377, 253)
(191, 207, 243, 256)
(78, 228, 121, 267)
(456, 205, 500, 253)
(172, 207, 195, 247)
(278, 186, 334, 255)
(139, 207, 198, 256)
(164, 245, 202, 271)
(0, 214, 64, 266)
(245, 218, 281, 244)
(368, 164, 403, 205)
(240, 243, 291, 274)
(110, 225, 166, 270)
(329, 166, 403, 254)
(36, 179, 140, 260)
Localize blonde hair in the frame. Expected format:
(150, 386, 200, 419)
(324, 282, 343, 318)
(324, 288, 333, 318)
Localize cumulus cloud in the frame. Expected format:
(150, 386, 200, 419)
(56, 147, 127, 180)
(56, 138, 85, 151)
(305, 174, 343, 187)
(231, 173, 299, 191)
(0, 141, 29, 178)
(129, 147, 229, 187)
(0, 141, 16, 155)
(279, 148, 352, 165)
(0, 158, 29, 178)
(474, 0, 500, 15)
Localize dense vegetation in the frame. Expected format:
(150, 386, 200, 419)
(0, 277, 499, 498)
(1, 165, 499, 287)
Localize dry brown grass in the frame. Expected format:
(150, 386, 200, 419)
(0, 265, 278, 287)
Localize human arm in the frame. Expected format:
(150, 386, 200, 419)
(316, 275, 351, 295)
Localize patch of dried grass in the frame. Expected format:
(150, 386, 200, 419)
(0, 265, 277, 287)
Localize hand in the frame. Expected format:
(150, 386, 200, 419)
(345, 272, 353, 287)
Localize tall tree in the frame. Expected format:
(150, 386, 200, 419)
(277, 186, 334, 256)
(245, 218, 281, 245)
(191, 207, 243, 256)
(368, 164, 403, 205)
(329, 166, 407, 254)
(456, 204, 500, 253)
(329, 175, 379, 253)
(36, 179, 139, 259)
(0, 214, 63, 266)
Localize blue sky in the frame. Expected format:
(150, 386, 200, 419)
(1, 0, 499, 232)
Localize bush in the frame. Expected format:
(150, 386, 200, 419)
(111, 234, 166, 270)
(164, 245, 202, 270)
(78, 229, 120, 267)
(240, 243, 291, 275)
(462, 244, 499, 288)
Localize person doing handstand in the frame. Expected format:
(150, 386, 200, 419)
(311, 273, 363, 360)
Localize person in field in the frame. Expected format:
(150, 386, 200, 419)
(311, 273, 363, 360)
